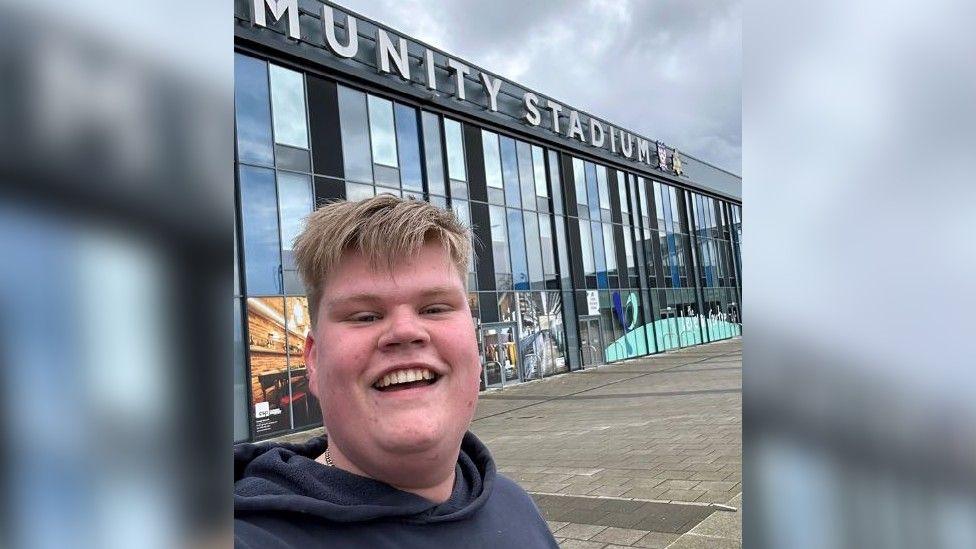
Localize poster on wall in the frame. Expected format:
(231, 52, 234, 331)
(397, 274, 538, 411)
(517, 292, 567, 379)
(586, 290, 600, 316)
(246, 297, 292, 436)
(246, 296, 322, 437)
(283, 296, 322, 429)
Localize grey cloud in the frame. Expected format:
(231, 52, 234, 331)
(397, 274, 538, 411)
(339, 0, 741, 174)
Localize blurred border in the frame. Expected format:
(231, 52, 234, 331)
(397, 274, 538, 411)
(0, 1, 231, 548)
(744, 0, 976, 547)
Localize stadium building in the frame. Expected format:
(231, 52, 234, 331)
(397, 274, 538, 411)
(234, 0, 742, 441)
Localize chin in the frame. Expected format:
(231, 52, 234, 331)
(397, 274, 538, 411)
(379, 420, 461, 454)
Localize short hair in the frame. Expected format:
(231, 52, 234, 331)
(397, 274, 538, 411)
(294, 194, 472, 326)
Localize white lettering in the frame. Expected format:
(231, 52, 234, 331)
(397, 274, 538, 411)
(424, 49, 436, 90)
(590, 119, 605, 148)
(523, 92, 541, 126)
(480, 73, 502, 112)
(376, 29, 410, 80)
(446, 58, 470, 101)
(253, 0, 299, 40)
(546, 101, 562, 134)
(321, 5, 358, 57)
(609, 126, 617, 153)
(636, 138, 650, 164)
(620, 131, 633, 157)
(567, 110, 585, 142)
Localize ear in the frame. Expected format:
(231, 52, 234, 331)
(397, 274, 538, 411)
(304, 331, 319, 399)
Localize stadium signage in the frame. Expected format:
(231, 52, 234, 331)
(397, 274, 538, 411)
(250, 0, 682, 173)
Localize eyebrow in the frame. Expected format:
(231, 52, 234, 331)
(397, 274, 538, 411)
(325, 286, 462, 309)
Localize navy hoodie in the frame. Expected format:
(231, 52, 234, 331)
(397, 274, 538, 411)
(234, 431, 557, 548)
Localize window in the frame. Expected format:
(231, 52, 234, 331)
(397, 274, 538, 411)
(532, 146, 548, 198)
(235, 54, 273, 166)
(500, 136, 521, 207)
(337, 86, 373, 183)
(489, 205, 511, 290)
(579, 218, 595, 277)
(277, 171, 313, 294)
(591, 221, 607, 288)
(523, 212, 544, 286)
(517, 140, 536, 210)
(451, 199, 475, 279)
(628, 176, 640, 227)
(585, 162, 600, 219)
(233, 298, 248, 442)
(616, 170, 628, 213)
(394, 103, 423, 192)
(597, 166, 610, 210)
(643, 227, 655, 281)
(421, 112, 446, 195)
(668, 186, 680, 233)
(572, 157, 587, 216)
(708, 197, 717, 236)
(507, 209, 529, 290)
(239, 165, 281, 295)
(346, 182, 373, 201)
(538, 213, 557, 278)
(603, 223, 616, 273)
(443, 118, 466, 181)
(367, 95, 398, 168)
(548, 150, 564, 215)
(655, 182, 669, 232)
(482, 130, 503, 189)
(554, 216, 571, 289)
(623, 225, 635, 270)
(268, 64, 309, 149)
(638, 177, 650, 223)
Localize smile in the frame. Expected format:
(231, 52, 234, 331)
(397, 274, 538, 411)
(372, 367, 441, 392)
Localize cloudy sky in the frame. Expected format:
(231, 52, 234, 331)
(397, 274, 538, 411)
(338, 0, 741, 175)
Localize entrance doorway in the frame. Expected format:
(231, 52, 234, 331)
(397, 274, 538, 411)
(578, 316, 605, 368)
(479, 322, 521, 388)
(659, 305, 680, 351)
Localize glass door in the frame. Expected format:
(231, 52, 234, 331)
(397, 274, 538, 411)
(658, 296, 680, 352)
(479, 322, 520, 388)
(578, 316, 605, 367)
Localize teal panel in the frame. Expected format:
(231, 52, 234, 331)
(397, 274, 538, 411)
(604, 319, 740, 360)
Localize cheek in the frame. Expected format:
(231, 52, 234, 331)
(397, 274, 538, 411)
(319, 329, 375, 391)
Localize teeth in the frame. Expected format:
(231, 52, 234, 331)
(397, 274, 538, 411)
(374, 368, 437, 389)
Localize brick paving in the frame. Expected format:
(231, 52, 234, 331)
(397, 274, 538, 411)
(271, 338, 742, 547)
(472, 338, 742, 548)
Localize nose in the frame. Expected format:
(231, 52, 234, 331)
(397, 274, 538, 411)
(377, 307, 430, 350)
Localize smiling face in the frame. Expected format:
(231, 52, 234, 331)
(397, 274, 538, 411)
(304, 240, 481, 484)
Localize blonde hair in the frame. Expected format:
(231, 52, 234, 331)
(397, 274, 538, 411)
(294, 194, 472, 326)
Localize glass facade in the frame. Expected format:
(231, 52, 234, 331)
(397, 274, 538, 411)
(234, 51, 742, 441)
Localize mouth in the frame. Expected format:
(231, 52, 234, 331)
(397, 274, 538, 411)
(372, 367, 442, 393)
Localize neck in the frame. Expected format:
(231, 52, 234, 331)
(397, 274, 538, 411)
(317, 442, 457, 504)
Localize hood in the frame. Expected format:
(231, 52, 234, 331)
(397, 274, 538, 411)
(234, 431, 496, 524)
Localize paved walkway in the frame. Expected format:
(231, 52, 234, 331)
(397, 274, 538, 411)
(471, 338, 742, 548)
(271, 338, 742, 548)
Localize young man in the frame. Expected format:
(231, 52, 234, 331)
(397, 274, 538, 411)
(234, 195, 557, 548)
